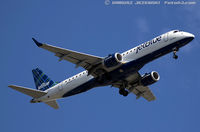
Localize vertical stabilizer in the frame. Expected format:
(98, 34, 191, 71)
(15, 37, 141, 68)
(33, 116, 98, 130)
(32, 68, 56, 91)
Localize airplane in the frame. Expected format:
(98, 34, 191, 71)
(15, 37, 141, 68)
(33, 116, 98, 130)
(9, 30, 195, 109)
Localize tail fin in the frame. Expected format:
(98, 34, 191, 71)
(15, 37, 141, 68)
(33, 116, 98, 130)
(32, 68, 56, 91)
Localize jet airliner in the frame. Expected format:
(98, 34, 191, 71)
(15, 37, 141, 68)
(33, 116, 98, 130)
(9, 30, 195, 109)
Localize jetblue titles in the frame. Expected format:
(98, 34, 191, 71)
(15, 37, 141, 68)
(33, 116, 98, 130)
(136, 36, 162, 54)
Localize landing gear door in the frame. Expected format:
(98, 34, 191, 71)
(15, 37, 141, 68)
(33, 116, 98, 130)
(164, 32, 168, 42)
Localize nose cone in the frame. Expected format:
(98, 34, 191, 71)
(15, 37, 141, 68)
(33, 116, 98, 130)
(185, 32, 195, 41)
(188, 33, 195, 39)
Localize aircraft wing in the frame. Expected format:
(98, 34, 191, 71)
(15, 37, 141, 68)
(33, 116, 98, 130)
(32, 38, 103, 76)
(112, 72, 156, 101)
(131, 85, 156, 101)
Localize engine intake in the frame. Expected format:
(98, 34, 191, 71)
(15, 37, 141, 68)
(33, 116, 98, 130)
(141, 71, 160, 86)
(103, 53, 123, 68)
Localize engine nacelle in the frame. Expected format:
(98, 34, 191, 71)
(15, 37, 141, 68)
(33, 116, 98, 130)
(141, 71, 160, 86)
(103, 53, 123, 68)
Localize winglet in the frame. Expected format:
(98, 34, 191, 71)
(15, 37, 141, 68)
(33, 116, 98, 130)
(32, 38, 43, 47)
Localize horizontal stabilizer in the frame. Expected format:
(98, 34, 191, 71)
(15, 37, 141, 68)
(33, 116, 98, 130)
(45, 100, 59, 109)
(8, 85, 47, 98)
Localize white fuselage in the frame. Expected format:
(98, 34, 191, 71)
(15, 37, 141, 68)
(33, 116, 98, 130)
(35, 30, 194, 102)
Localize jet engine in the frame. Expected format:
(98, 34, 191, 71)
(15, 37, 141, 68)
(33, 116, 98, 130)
(141, 71, 160, 86)
(103, 53, 123, 68)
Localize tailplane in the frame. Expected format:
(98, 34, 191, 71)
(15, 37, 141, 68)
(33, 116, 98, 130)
(32, 68, 56, 91)
(9, 68, 60, 109)
(45, 100, 59, 109)
(8, 85, 47, 98)
(8, 85, 59, 109)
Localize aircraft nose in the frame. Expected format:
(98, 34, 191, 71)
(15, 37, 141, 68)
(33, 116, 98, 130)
(185, 32, 195, 40)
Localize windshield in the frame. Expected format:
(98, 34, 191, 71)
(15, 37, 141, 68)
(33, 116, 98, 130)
(173, 30, 179, 33)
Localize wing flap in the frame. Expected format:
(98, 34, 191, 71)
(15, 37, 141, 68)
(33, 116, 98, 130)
(132, 85, 156, 101)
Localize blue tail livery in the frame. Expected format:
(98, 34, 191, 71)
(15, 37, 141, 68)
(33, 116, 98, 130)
(32, 68, 55, 91)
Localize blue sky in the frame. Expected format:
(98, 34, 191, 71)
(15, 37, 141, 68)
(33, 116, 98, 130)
(1, 0, 200, 132)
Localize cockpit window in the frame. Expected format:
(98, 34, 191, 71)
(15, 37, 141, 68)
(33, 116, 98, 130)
(173, 30, 179, 33)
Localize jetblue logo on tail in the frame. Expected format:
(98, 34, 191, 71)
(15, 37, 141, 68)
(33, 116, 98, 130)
(38, 81, 50, 90)
(32, 68, 55, 91)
